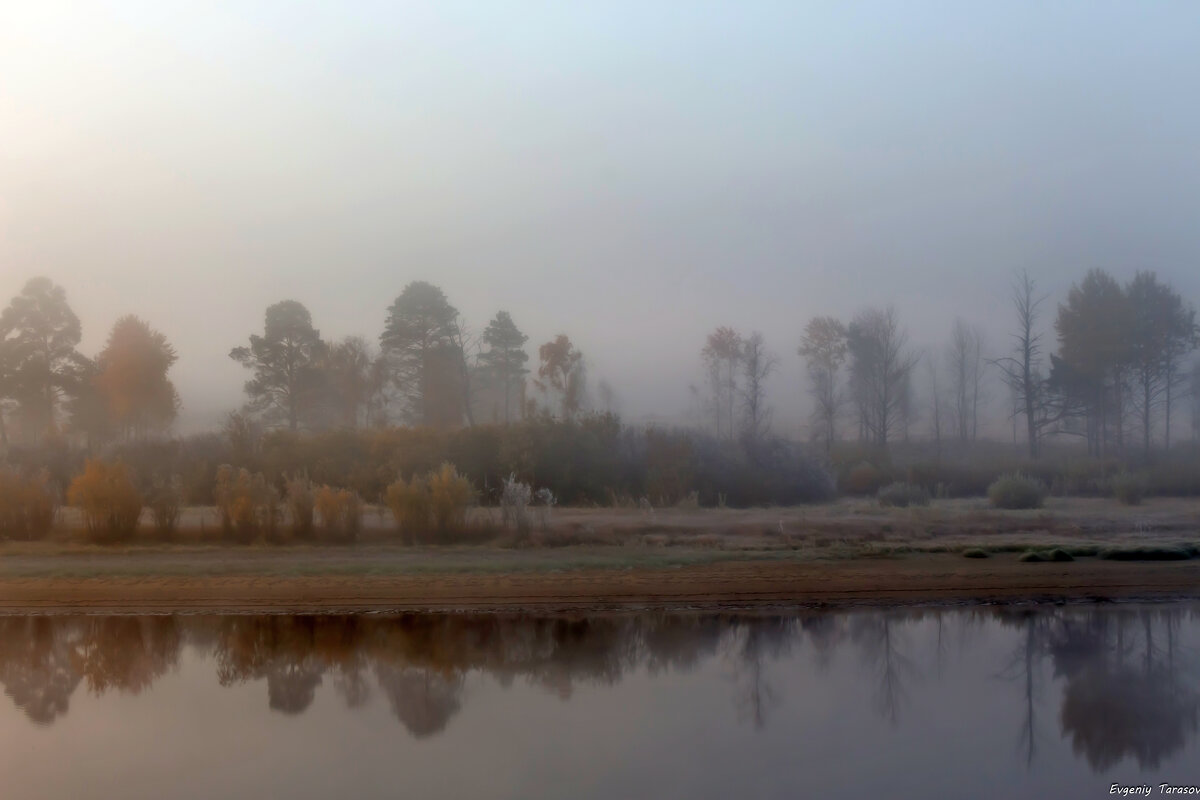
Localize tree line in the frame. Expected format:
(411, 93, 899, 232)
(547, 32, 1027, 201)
(0, 277, 597, 445)
(794, 269, 1198, 462)
(4, 268, 1199, 474)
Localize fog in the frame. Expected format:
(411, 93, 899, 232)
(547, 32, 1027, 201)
(3, 2, 1199, 433)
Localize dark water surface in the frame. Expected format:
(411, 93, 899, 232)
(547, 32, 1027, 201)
(0, 604, 1198, 799)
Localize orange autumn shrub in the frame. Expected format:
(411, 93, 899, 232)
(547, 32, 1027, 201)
(67, 460, 143, 541)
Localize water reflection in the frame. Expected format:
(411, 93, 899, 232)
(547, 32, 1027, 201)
(0, 606, 1197, 776)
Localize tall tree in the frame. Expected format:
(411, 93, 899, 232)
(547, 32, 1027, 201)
(230, 300, 324, 431)
(702, 327, 742, 440)
(379, 282, 460, 426)
(739, 331, 777, 442)
(536, 334, 585, 419)
(1125, 271, 1197, 456)
(799, 316, 847, 453)
(0, 277, 87, 441)
(0, 335, 12, 447)
(449, 314, 477, 428)
(478, 311, 529, 424)
(67, 357, 113, 448)
(992, 272, 1051, 459)
(93, 315, 180, 439)
(318, 336, 384, 429)
(926, 355, 945, 459)
(1192, 360, 1200, 445)
(946, 318, 985, 445)
(846, 307, 918, 449)
(1053, 269, 1132, 457)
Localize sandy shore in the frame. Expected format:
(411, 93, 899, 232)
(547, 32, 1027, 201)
(1, 556, 1198, 614)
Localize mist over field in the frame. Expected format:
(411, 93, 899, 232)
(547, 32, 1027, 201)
(8, 10, 1200, 797)
(4, 2, 1200, 435)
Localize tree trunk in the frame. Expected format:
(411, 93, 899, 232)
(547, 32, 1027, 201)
(1165, 368, 1173, 451)
(1143, 375, 1153, 461)
(1023, 366, 1038, 459)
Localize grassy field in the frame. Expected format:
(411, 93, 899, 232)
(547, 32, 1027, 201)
(2, 496, 1197, 577)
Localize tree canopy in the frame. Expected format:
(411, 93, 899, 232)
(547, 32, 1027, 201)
(0, 277, 87, 440)
(94, 315, 180, 439)
(479, 311, 529, 424)
(230, 300, 324, 431)
(380, 282, 460, 426)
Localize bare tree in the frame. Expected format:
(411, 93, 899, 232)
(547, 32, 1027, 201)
(846, 307, 918, 449)
(702, 327, 742, 440)
(449, 314, 478, 427)
(926, 355, 945, 459)
(798, 316, 847, 453)
(1191, 360, 1200, 445)
(946, 318, 985, 444)
(991, 272, 1052, 459)
(740, 332, 778, 442)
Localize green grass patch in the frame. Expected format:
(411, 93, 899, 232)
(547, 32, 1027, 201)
(1098, 545, 1197, 561)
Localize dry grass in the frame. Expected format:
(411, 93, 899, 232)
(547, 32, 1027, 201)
(3, 496, 1199, 575)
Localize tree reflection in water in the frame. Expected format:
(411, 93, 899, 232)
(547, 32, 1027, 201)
(0, 617, 81, 725)
(0, 605, 1194, 772)
(1051, 608, 1199, 771)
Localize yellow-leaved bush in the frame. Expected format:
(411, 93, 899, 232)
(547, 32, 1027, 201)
(214, 465, 279, 541)
(67, 460, 143, 541)
(314, 485, 361, 542)
(385, 462, 473, 541)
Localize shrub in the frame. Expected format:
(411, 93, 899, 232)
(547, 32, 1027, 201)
(1110, 471, 1146, 506)
(842, 462, 885, 496)
(1018, 548, 1074, 563)
(68, 460, 143, 542)
(962, 548, 989, 559)
(0, 469, 56, 540)
(429, 463, 472, 533)
(987, 473, 1046, 510)
(500, 473, 532, 534)
(877, 482, 930, 508)
(285, 476, 316, 539)
(214, 465, 279, 542)
(147, 475, 183, 538)
(534, 487, 556, 530)
(386, 463, 474, 541)
(386, 475, 431, 542)
(314, 486, 361, 542)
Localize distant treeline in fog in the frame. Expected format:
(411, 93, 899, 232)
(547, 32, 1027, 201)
(1, 269, 1200, 514)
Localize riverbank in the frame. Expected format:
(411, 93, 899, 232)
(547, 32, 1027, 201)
(2, 497, 1198, 612)
(0, 555, 1198, 613)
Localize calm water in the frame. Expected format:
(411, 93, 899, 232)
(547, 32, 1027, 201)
(0, 604, 1197, 799)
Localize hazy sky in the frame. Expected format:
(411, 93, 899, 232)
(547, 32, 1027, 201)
(3, 2, 1199, 432)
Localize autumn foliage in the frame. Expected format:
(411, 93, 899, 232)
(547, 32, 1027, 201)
(429, 463, 472, 532)
(385, 474, 432, 543)
(386, 463, 473, 541)
(214, 465, 279, 541)
(67, 460, 143, 541)
(93, 315, 180, 438)
(314, 485, 361, 542)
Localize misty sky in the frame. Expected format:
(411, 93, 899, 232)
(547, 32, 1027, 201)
(3, 2, 1199, 432)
